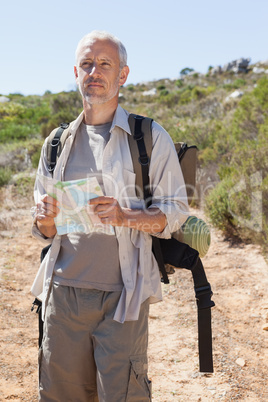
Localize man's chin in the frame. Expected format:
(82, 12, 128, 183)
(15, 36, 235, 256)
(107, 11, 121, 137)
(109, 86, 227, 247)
(83, 95, 106, 105)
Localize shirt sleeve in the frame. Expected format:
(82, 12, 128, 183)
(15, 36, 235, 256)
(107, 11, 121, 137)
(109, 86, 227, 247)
(148, 121, 189, 238)
(31, 138, 54, 243)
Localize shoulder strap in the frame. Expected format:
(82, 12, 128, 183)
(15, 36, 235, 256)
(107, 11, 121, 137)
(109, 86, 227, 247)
(128, 113, 169, 285)
(127, 114, 153, 201)
(46, 122, 70, 175)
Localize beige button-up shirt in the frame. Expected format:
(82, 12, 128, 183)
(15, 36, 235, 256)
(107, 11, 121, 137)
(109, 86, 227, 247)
(31, 105, 189, 322)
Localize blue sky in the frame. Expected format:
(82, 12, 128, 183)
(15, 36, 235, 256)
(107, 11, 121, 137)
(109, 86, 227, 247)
(1, 0, 268, 96)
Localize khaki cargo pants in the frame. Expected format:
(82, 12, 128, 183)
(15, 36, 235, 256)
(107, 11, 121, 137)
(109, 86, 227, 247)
(39, 283, 151, 401)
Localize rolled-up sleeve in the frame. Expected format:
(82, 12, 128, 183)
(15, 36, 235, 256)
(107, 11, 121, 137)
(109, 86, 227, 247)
(31, 139, 54, 243)
(148, 122, 189, 238)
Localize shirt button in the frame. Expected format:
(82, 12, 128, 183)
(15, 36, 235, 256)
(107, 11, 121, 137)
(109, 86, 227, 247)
(50, 257, 54, 262)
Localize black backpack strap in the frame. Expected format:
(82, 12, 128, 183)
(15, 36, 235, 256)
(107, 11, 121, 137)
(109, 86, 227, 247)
(31, 298, 43, 348)
(192, 258, 214, 372)
(47, 122, 70, 175)
(128, 114, 153, 201)
(128, 114, 169, 284)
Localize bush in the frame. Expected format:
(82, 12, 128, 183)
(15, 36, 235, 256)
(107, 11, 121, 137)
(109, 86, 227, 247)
(0, 123, 37, 143)
(205, 175, 240, 237)
(204, 77, 268, 248)
(12, 175, 35, 197)
(191, 86, 216, 100)
(233, 78, 246, 88)
(253, 76, 268, 108)
(175, 79, 183, 88)
(0, 167, 13, 187)
(159, 89, 169, 97)
(178, 88, 192, 104)
(31, 150, 41, 168)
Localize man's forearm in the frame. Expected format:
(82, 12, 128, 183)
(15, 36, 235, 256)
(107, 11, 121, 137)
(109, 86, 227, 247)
(122, 207, 167, 234)
(36, 221, 57, 238)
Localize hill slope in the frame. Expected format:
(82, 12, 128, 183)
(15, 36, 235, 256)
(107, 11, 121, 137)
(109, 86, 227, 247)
(1, 60, 268, 248)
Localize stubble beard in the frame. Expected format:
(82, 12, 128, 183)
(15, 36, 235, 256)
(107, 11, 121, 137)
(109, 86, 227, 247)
(78, 76, 120, 105)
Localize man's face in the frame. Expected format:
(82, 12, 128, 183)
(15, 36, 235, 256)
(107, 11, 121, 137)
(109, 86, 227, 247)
(74, 39, 129, 105)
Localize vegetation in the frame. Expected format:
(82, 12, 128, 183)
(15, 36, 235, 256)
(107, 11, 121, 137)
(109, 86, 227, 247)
(1, 62, 268, 253)
(205, 76, 268, 251)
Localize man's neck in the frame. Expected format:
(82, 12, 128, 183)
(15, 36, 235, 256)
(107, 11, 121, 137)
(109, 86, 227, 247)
(83, 98, 118, 125)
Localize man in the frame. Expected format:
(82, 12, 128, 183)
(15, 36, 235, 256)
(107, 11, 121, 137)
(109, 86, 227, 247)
(32, 30, 189, 401)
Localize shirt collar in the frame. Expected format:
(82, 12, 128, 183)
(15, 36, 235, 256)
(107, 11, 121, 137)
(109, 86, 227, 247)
(110, 105, 131, 135)
(71, 105, 131, 136)
(70, 111, 84, 134)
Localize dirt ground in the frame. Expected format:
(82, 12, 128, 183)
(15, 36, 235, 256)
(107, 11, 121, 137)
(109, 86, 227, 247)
(0, 186, 267, 401)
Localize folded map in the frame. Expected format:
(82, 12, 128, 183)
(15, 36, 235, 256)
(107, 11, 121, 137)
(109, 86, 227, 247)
(37, 174, 115, 236)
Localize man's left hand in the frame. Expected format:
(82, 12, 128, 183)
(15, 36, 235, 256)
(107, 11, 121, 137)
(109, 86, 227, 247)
(89, 196, 127, 227)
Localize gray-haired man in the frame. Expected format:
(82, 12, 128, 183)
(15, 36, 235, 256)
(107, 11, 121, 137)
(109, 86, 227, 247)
(32, 30, 188, 401)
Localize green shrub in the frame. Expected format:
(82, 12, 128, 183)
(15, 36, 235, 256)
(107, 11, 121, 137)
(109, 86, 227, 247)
(0, 167, 13, 187)
(232, 78, 246, 88)
(175, 79, 183, 88)
(204, 77, 268, 247)
(31, 150, 41, 168)
(157, 91, 180, 108)
(178, 88, 192, 104)
(0, 123, 37, 143)
(159, 89, 169, 97)
(157, 85, 166, 91)
(12, 175, 35, 197)
(191, 86, 216, 100)
(253, 76, 268, 108)
(205, 175, 240, 236)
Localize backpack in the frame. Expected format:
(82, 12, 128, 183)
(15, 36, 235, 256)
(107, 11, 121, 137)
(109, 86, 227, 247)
(33, 114, 215, 373)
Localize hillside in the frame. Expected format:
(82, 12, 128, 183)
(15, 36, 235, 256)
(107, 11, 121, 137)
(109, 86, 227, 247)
(1, 58, 268, 250)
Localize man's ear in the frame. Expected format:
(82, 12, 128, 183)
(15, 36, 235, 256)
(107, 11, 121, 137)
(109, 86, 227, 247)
(119, 65, 130, 87)
(74, 66, 78, 79)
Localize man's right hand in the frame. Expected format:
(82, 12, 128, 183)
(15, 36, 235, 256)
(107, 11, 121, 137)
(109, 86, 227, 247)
(35, 194, 60, 238)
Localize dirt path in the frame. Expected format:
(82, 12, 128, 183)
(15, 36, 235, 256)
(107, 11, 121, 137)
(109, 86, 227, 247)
(0, 187, 267, 401)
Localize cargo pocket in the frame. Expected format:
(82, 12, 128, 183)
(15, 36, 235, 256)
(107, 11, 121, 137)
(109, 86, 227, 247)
(126, 355, 152, 401)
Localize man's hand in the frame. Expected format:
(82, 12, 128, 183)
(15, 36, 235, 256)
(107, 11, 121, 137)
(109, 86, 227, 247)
(89, 196, 126, 226)
(35, 194, 60, 238)
(89, 196, 167, 234)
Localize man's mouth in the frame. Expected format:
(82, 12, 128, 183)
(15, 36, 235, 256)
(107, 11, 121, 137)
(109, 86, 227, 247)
(86, 80, 104, 88)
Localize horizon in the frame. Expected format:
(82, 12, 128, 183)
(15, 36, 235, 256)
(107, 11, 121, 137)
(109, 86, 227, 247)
(1, 56, 267, 98)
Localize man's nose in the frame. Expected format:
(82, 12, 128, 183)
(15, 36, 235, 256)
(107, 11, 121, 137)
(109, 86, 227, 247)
(89, 63, 100, 76)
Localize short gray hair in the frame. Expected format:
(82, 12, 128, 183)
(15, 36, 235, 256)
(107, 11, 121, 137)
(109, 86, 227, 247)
(75, 30, 128, 69)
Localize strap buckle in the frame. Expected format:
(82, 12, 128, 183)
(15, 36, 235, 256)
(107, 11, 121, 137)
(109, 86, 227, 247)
(194, 284, 215, 310)
(51, 138, 61, 147)
(31, 298, 42, 314)
(138, 156, 150, 166)
(60, 122, 69, 130)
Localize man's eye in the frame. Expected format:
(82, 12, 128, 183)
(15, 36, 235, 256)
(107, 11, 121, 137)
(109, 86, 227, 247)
(82, 62, 92, 68)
